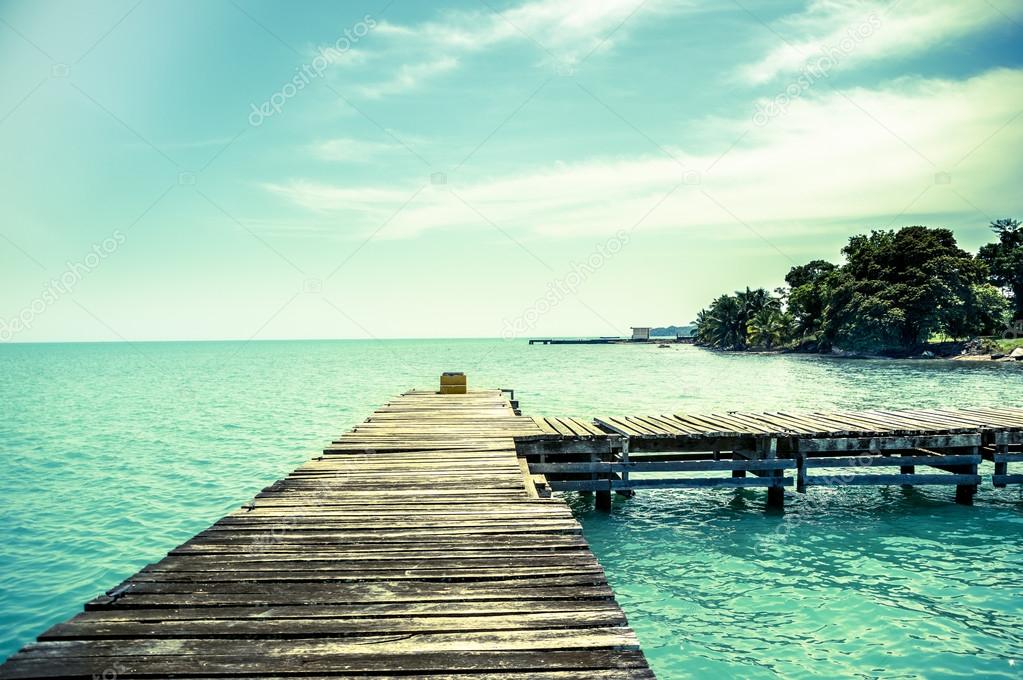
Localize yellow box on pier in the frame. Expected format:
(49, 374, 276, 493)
(440, 372, 467, 394)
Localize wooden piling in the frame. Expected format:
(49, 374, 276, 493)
(900, 464, 915, 489)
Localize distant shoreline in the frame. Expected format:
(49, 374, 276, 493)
(689, 340, 1023, 364)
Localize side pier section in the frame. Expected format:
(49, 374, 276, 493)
(518, 407, 1023, 508)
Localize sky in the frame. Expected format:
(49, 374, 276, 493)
(1, 0, 1022, 342)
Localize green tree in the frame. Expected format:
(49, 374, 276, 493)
(822, 278, 906, 352)
(784, 260, 837, 340)
(736, 287, 780, 318)
(942, 283, 1011, 340)
(977, 218, 1023, 320)
(824, 226, 986, 352)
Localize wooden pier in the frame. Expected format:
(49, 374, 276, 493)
(0, 390, 651, 679)
(517, 407, 1023, 509)
(4, 387, 1022, 678)
(527, 338, 692, 345)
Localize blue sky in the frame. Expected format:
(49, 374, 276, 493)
(1, 0, 1021, 341)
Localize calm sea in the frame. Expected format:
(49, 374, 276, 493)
(1, 339, 1022, 678)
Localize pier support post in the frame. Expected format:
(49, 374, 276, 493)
(762, 437, 784, 510)
(993, 444, 1008, 488)
(732, 449, 746, 478)
(595, 440, 614, 511)
(955, 478, 976, 505)
(954, 455, 979, 505)
(900, 464, 914, 489)
(614, 438, 635, 498)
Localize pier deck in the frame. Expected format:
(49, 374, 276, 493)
(517, 406, 1023, 506)
(0, 390, 651, 679)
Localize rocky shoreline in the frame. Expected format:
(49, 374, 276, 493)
(951, 346, 1023, 362)
(693, 338, 1023, 364)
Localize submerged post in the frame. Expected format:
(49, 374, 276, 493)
(954, 445, 980, 505)
(900, 464, 915, 489)
(955, 466, 978, 505)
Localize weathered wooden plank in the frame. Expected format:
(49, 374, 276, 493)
(86, 584, 618, 610)
(62, 599, 625, 622)
(40, 610, 629, 640)
(12, 628, 642, 658)
(0, 650, 652, 678)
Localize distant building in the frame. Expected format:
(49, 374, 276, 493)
(631, 327, 651, 341)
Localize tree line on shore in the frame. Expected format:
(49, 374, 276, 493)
(692, 219, 1023, 355)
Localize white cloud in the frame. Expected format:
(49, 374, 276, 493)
(742, 0, 1009, 84)
(268, 69, 1023, 242)
(423, 0, 676, 59)
(308, 137, 404, 162)
(351, 0, 692, 97)
(356, 57, 459, 99)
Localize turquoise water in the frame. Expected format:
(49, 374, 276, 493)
(1, 339, 1022, 678)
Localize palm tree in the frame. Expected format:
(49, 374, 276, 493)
(737, 287, 781, 318)
(748, 308, 792, 349)
(693, 308, 713, 344)
(706, 294, 747, 349)
(695, 289, 788, 349)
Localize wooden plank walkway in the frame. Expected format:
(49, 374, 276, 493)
(0, 389, 652, 679)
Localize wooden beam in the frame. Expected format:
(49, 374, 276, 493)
(805, 473, 981, 487)
(796, 434, 981, 453)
